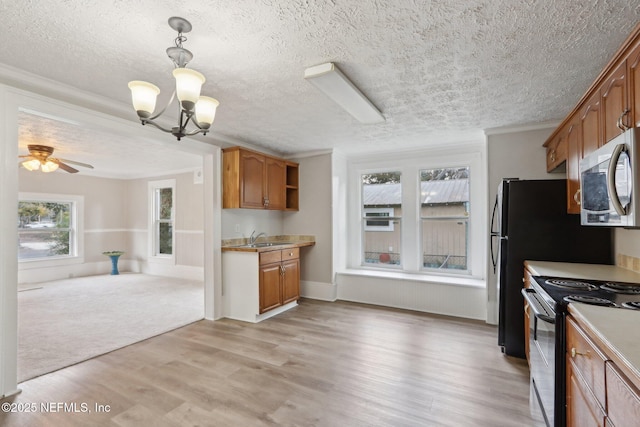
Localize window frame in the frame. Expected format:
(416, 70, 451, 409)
(346, 146, 485, 279)
(148, 179, 176, 263)
(18, 192, 84, 269)
(419, 168, 470, 273)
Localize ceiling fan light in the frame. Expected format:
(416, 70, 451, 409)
(172, 68, 205, 111)
(41, 161, 59, 173)
(128, 81, 160, 119)
(22, 159, 41, 171)
(195, 96, 220, 128)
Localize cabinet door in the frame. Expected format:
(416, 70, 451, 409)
(601, 61, 629, 144)
(628, 40, 640, 128)
(265, 157, 286, 210)
(281, 258, 300, 305)
(240, 150, 266, 209)
(567, 357, 607, 427)
(606, 362, 640, 427)
(566, 119, 582, 214)
(581, 91, 603, 158)
(259, 263, 282, 313)
(546, 127, 568, 172)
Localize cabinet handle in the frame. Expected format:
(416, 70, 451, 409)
(570, 347, 589, 358)
(550, 149, 556, 163)
(617, 108, 631, 132)
(573, 189, 581, 205)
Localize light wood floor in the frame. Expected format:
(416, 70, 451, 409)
(1, 299, 540, 426)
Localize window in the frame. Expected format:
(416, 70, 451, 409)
(361, 172, 402, 267)
(420, 167, 470, 272)
(18, 193, 83, 265)
(347, 145, 485, 278)
(149, 180, 175, 259)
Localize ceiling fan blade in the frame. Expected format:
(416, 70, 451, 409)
(52, 160, 79, 174)
(18, 155, 36, 160)
(56, 158, 94, 169)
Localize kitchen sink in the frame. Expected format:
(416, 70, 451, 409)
(235, 242, 290, 248)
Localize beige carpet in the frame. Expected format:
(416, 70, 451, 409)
(18, 273, 204, 383)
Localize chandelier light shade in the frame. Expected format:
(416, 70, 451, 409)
(195, 96, 220, 129)
(172, 68, 205, 110)
(128, 17, 219, 141)
(128, 81, 161, 119)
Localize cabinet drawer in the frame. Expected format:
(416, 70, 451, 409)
(567, 317, 608, 410)
(281, 247, 299, 261)
(606, 361, 640, 427)
(260, 250, 282, 265)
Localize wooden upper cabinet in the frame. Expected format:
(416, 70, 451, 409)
(628, 40, 640, 128)
(566, 118, 582, 214)
(240, 150, 267, 209)
(580, 90, 603, 159)
(601, 60, 629, 144)
(545, 124, 568, 172)
(265, 157, 286, 210)
(223, 147, 299, 210)
(542, 23, 640, 213)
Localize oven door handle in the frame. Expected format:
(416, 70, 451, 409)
(521, 288, 556, 324)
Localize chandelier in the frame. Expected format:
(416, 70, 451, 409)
(128, 17, 219, 141)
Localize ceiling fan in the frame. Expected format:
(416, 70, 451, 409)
(19, 145, 94, 174)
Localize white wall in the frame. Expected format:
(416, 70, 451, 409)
(485, 125, 559, 324)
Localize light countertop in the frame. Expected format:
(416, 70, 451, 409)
(568, 303, 640, 386)
(525, 260, 640, 283)
(526, 260, 640, 387)
(221, 235, 315, 253)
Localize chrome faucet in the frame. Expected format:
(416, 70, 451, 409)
(249, 230, 267, 245)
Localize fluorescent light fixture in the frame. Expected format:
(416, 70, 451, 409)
(304, 63, 384, 124)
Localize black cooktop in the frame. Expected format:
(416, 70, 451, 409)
(532, 276, 640, 310)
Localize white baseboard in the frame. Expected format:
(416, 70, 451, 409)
(139, 262, 204, 281)
(300, 280, 337, 301)
(18, 260, 203, 284)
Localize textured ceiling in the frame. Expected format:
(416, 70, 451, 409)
(1, 1, 640, 173)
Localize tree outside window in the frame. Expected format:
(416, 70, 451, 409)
(18, 200, 73, 260)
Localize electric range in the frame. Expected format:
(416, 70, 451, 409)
(522, 276, 640, 427)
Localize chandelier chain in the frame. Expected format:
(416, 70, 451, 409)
(175, 34, 187, 49)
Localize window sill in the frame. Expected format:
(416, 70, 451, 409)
(338, 268, 486, 288)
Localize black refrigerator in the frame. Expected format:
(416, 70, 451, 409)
(491, 178, 613, 358)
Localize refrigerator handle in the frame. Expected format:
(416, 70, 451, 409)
(490, 195, 499, 272)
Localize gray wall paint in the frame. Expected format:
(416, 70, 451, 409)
(18, 169, 204, 269)
(284, 153, 333, 285)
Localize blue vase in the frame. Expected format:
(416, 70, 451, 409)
(109, 255, 121, 275)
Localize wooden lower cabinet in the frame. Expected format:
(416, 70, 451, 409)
(606, 362, 640, 427)
(259, 248, 300, 314)
(566, 356, 607, 427)
(566, 314, 640, 427)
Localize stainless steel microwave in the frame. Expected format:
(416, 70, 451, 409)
(580, 127, 640, 227)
